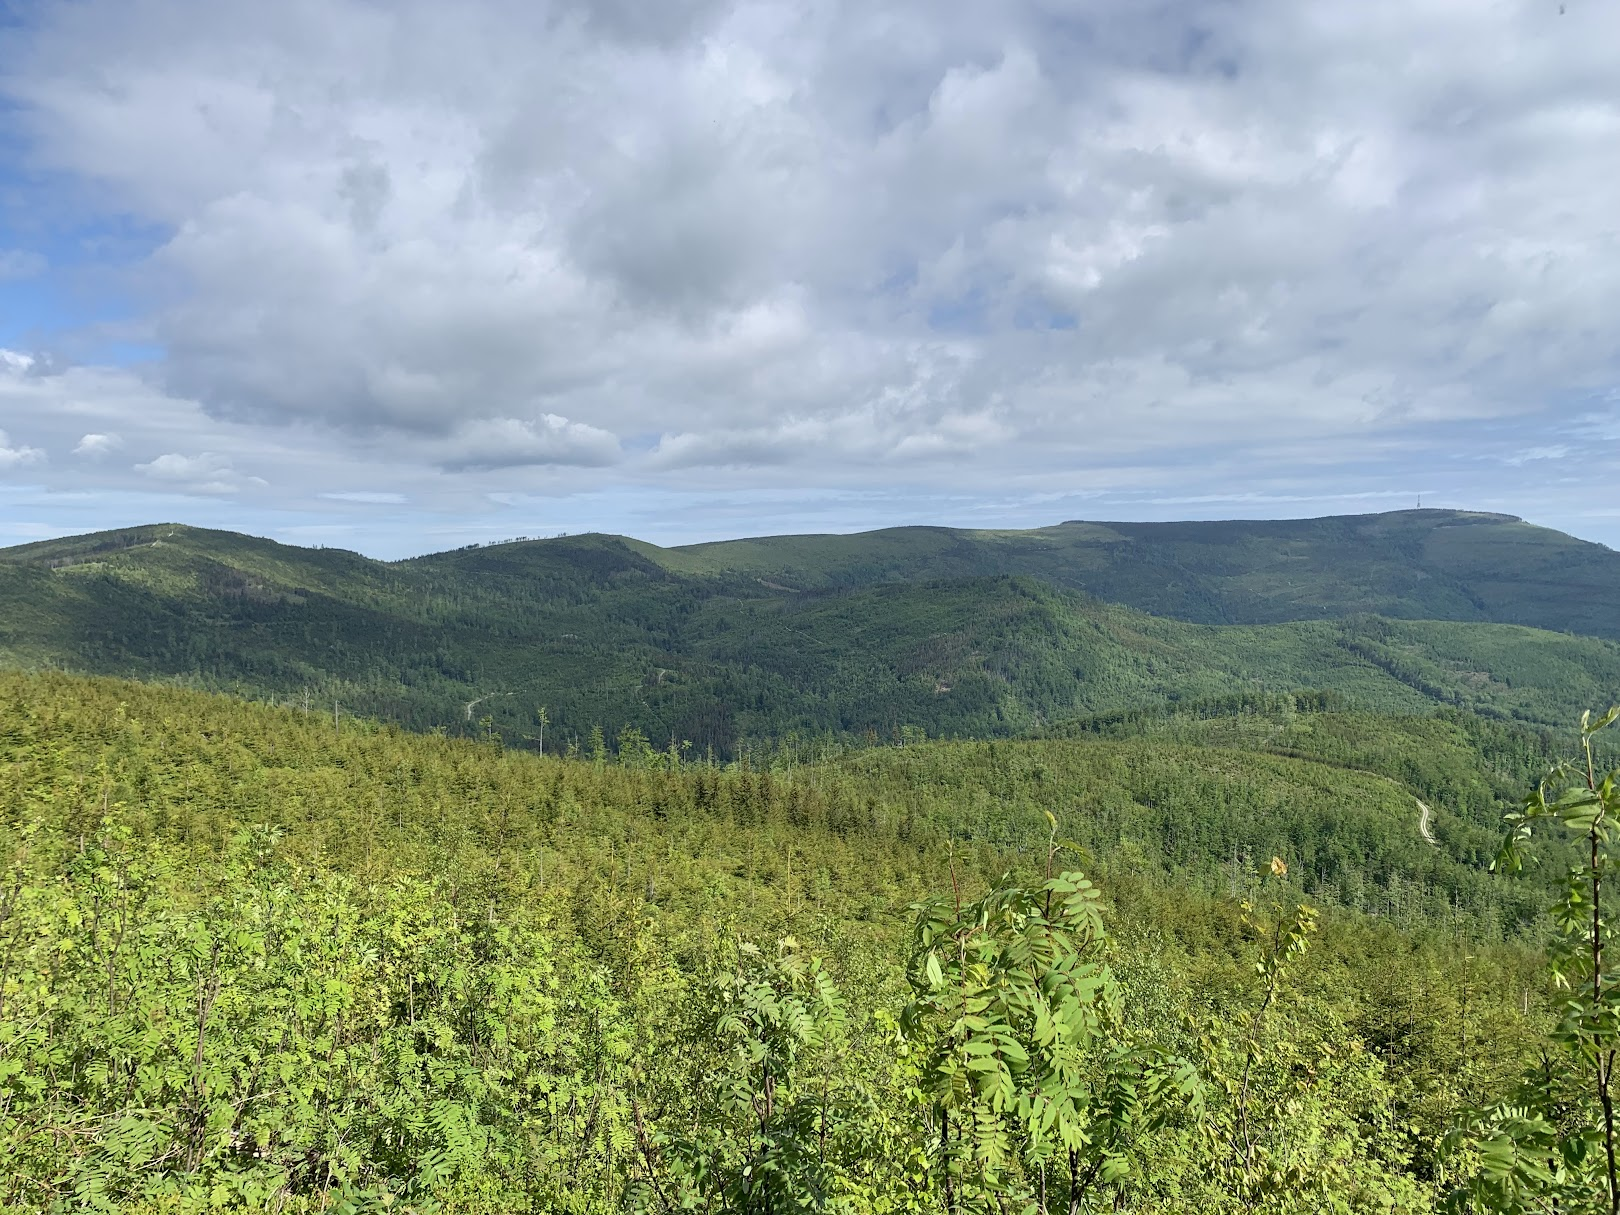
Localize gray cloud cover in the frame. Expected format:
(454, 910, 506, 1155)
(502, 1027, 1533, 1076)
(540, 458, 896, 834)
(1, 0, 1618, 554)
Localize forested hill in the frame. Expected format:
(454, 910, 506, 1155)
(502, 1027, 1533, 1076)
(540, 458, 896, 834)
(648, 508, 1620, 634)
(2, 510, 1619, 753)
(9, 508, 1619, 634)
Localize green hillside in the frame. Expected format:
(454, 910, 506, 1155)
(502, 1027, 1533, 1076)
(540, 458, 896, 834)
(654, 508, 1620, 634)
(0, 671, 1568, 1211)
(4, 517, 1620, 754)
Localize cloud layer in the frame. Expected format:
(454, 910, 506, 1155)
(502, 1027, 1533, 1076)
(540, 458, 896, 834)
(2, 0, 1619, 553)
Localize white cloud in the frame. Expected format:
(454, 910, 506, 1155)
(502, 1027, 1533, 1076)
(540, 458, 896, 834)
(650, 402, 1012, 469)
(0, 0, 1617, 546)
(320, 491, 408, 504)
(1501, 444, 1571, 465)
(439, 415, 622, 471)
(73, 432, 123, 458)
(134, 451, 265, 495)
(0, 431, 46, 469)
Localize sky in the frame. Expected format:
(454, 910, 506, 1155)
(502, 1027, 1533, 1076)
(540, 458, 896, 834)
(1, 0, 1618, 559)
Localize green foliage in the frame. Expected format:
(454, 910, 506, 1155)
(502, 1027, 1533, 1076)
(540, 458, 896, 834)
(901, 824, 1197, 1213)
(830, 727, 1552, 933)
(649, 939, 856, 1212)
(1444, 707, 1620, 1214)
(0, 824, 577, 1210)
(1182, 885, 1431, 1213)
(1208, 867, 1322, 1202)
(0, 671, 1568, 1211)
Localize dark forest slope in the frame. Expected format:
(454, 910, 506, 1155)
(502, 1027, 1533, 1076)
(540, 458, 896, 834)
(2, 512, 1618, 751)
(649, 509, 1620, 634)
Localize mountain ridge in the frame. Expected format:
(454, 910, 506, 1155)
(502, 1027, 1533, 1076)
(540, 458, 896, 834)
(368, 507, 1614, 636)
(2, 508, 1618, 753)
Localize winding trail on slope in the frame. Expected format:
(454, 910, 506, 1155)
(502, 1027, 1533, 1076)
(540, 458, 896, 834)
(1162, 739, 1449, 851)
(1415, 799, 1439, 847)
(464, 691, 514, 721)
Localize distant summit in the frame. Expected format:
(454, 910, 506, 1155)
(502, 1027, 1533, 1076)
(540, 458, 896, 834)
(1059, 508, 1525, 529)
(634, 508, 1618, 637)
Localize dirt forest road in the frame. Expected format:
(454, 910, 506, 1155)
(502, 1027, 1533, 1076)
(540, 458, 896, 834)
(1415, 799, 1438, 847)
